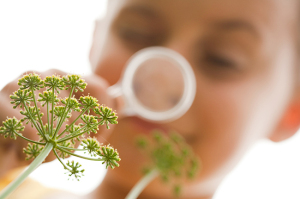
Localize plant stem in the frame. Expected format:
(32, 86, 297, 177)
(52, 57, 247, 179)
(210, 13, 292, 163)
(53, 149, 68, 169)
(58, 146, 88, 151)
(57, 120, 103, 143)
(57, 124, 87, 140)
(125, 169, 159, 199)
(47, 101, 50, 135)
(0, 143, 53, 199)
(23, 103, 47, 141)
(56, 107, 89, 139)
(13, 130, 46, 145)
(53, 107, 69, 135)
(31, 88, 46, 136)
(57, 146, 103, 161)
(50, 87, 55, 137)
(53, 87, 74, 138)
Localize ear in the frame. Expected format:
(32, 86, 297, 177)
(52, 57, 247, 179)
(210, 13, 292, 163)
(269, 93, 300, 142)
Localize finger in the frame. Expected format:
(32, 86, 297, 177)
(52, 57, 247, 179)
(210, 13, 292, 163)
(77, 74, 119, 142)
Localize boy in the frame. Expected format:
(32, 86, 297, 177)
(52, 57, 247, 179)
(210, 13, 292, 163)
(1, 0, 300, 198)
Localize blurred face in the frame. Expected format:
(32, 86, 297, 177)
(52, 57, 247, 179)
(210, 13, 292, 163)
(91, 0, 299, 198)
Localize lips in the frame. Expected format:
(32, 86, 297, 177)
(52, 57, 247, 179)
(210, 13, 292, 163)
(127, 116, 197, 145)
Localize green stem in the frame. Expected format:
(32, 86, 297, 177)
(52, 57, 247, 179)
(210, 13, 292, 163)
(0, 143, 53, 199)
(57, 124, 87, 140)
(31, 88, 46, 136)
(57, 123, 96, 143)
(13, 130, 46, 145)
(58, 146, 88, 152)
(53, 87, 74, 138)
(57, 146, 103, 161)
(53, 149, 68, 169)
(57, 107, 89, 139)
(55, 117, 61, 135)
(23, 103, 47, 141)
(57, 118, 105, 143)
(53, 108, 69, 137)
(47, 101, 50, 136)
(125, 169, 159, 199)
(50, 87, 55, 137)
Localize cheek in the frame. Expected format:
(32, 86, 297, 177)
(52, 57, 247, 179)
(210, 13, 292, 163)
(177, 67, 292, 184)
(187, 80, 262, 182)
(93, 34, 134, 85)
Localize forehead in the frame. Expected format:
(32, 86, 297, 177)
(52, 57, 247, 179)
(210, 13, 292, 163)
(110, 0, 298, 38)
(113, 0, 297, 18)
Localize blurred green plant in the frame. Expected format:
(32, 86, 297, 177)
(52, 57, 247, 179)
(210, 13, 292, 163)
(126, 131, 200, 199)
(0, 73, 120, 198)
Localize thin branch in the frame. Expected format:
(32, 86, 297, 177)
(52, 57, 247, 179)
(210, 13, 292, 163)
(58, 146, 88, 152)
(23, 102, 47, 141)
(53, 148, 68, 170)
(56, 107, 89, 139)
(13, 131, 46, 145)
(57, 146, 103, 162)
(57, 124, 87, 140)
(57, 123, 97, 143)
(31, 88, 46, 136)
(53, 87, 74, 138)
(47, 101, 50, 136)
(57, 118, 105, 143)
(51, 87, 55, 137)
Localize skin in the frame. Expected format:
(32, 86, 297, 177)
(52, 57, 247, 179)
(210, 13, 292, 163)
(89, 0, 300, 198)
(1, 0, 300, 199)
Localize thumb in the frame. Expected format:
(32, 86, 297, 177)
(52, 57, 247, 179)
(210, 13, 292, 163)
(79, 74, 122, 143)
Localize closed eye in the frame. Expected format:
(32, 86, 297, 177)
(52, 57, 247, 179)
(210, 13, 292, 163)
(204, 53, 236, 68)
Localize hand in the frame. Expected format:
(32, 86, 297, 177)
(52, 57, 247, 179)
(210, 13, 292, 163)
(0, 69, 119, 177)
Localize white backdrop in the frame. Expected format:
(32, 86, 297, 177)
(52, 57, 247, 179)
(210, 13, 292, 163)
(1, 1, 300, 198)
(0, 0, 107, 195)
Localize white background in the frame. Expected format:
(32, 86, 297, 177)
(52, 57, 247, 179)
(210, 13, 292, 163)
(1, 1, 300, 198)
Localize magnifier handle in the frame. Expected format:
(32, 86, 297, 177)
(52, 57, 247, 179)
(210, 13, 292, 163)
(107, 84, 122, 98)
(107, 84, 135, 116)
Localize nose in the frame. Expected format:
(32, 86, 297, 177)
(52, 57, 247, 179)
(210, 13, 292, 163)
(160, 30, 197, 68)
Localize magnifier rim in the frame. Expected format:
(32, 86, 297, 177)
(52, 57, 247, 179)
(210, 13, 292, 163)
(121, 46, 196, 122)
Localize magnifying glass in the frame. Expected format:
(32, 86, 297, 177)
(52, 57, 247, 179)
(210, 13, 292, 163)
(107, 47, 196, 123)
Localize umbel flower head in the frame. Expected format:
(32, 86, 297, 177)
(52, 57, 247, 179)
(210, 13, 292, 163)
(0, 73, 120, 181)
(136, 131, 200, 197)
(0, 117, 24, 139)
(65, 160, 85, 181)
(97, 145, 121, 169)
(94, 106, 118, 129)
(81, 137, 101, 157)
(23, 143, 44, 160)
(18, 73, 44, 91)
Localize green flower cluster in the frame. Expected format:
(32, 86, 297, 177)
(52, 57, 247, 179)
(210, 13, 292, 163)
(0, 73, 120, 180)
(136, 131, 200, 197)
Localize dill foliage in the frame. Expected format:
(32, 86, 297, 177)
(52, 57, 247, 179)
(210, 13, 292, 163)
(136, 131, 200, 196)
(0, 73, 120, 180)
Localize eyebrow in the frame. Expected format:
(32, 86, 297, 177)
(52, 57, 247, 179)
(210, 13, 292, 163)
(121, 4, 261, 41)
(213, 20, 260, 40)
(121, 4, 159, 19)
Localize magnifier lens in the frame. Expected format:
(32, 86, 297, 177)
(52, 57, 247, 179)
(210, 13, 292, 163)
(132, 58, 184, 112)
(108, 47, 196, 122)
